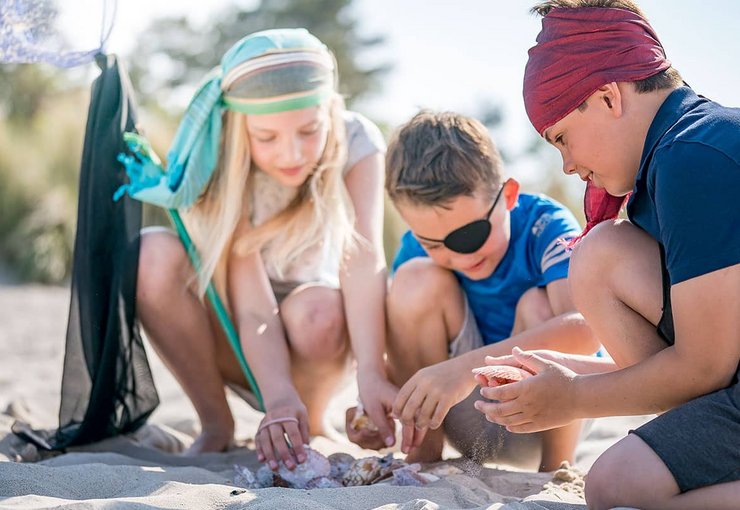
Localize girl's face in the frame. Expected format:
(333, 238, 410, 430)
(246, 105, 330, 187)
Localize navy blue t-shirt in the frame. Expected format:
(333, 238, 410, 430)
(627, 87, 740, 284)
(392, 193, 581, 344)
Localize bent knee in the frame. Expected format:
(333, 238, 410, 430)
(137, 230, 189, 304)
(514, 287, 553, 331)
(282, 291, 346, 361)
(388, 258, 459, 319)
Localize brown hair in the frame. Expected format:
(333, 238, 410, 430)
(385, 111, 504, 207)
(531, 0, 684, 92)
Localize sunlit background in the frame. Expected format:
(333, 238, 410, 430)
(2, 0, 739, 283)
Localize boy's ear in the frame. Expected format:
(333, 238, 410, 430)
(596, 82, 623, 118)
(504, 178, 520, 210)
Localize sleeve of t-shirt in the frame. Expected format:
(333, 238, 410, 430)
(391, 230, 428, 274)
(654, 142, 740, 284)
(343, 111, 387, 174)
(530, 200, 582, 286)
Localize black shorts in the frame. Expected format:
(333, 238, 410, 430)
(631, 245, 740, 493)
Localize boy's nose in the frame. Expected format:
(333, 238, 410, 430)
(562, 156, 577, 176)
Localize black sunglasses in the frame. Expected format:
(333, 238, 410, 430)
(416, 181, 507, 254)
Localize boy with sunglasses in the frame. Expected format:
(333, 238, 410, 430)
(348, 111, 599, 470)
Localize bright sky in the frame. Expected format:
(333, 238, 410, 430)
(63, 0, 740, 190)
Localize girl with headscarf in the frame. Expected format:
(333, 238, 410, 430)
(117, 29, 396, 470)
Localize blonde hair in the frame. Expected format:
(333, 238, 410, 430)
(183, 93, 355, 299)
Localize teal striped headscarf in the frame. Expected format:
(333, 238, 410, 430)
(115, 28, 336, 209)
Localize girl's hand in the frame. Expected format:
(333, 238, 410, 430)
(255, 393, 310, 471)
(474, 347, 580, 433)
(350, 371, 398, 449)
(392, 357, 478, 454)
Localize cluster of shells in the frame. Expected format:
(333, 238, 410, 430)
(234, 447, 439, 489)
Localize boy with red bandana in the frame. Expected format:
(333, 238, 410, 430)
(477, 1, 740, 509)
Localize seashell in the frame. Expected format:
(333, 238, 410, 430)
(349, 410, 379, 433)
(391, 465, 429, 486)
(424, 463, 465, 476)
(233, 464, 261, 489)
(472, 365, 532, 386)
(305, 476, 343, 489)
(328, 452, 355, 480)
(276, 446, 331, 489)
(342, 453, 396, 486)
(255, 464, 276, 488)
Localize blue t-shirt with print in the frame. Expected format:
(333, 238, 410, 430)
(392, 193, 581, 345)
(627, 87, 740, 285)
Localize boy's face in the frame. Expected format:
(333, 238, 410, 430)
(543, 87, 640, 197)
(397, 179, 519, 280)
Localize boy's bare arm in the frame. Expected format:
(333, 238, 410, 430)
(480, 264, 740, 432)
(394, 278, 597, 434)
(456, 278, 600, 373)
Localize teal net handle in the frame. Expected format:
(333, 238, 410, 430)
(167, 209, 264, 411)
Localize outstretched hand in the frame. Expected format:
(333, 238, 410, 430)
(392, 357, 478, 454)
(255, 393, 311, 471)
(474, 347, 580, 433)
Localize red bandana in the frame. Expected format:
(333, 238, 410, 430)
(523, 7, 670, 243)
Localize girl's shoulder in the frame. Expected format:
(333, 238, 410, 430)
(341, 111, 387, 173)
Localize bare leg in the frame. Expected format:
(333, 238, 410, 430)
(280, 284, 351, 436)
(568, 220, 667, 367)
(137, 231, 234, 453)
(386, 259, 467, 463)
(586, 434, 740, 510)
(511, 287, 583, 471)
(567, 221, 737, 507)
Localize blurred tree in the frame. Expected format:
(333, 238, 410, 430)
(127, 0, 391, 108)
(0, 65, 60, 121)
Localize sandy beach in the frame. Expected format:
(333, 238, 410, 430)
(0, 284, 652, 509)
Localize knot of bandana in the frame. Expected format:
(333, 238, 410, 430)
(523, 7, 670, 243)
(115, 28, 335, 209)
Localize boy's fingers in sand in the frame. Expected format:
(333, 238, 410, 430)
(400, 421, 426, 453)
(414, 393, 440, 429)
(396, 385, 426, 427)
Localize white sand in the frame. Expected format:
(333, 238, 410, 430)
(0, 285, 653, 509)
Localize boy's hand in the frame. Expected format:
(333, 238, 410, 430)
(481, 349, 570, 372)
(392, 357, 477, 454)
(355, 371, 398, 448)
(475, 347, 580, 433)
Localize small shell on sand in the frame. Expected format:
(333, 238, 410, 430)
(472, 365, 532, 385)
(349, 409, 379, 433)
(277, 447, 331, 489)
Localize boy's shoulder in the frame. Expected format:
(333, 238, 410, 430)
(655, 91, 740, 169)
(512, 193, 581, 240)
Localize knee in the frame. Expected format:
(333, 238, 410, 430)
(282, 294, 346, 361)
(584, 452, 623, 510)
(514, 287, 554, 331)
(387, 259, 457, 322)
(137, 231, 188, 306)
(568, 220, 632, 310)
